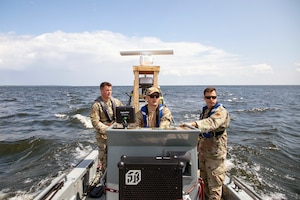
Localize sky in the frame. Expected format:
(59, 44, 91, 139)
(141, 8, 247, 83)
(0, 0, 299, 86)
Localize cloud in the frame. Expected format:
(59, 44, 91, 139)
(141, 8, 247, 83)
(250, 64, 273, 74)
(1, 31, 125, 71)
(0, 31, 298, 85)
(296, 62, 300, 72)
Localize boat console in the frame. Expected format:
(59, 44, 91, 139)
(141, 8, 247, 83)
(106, 125, 200, 199)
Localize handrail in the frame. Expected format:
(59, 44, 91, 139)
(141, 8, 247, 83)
(227, 173, 263, 200)
(34, 173, 66, 200)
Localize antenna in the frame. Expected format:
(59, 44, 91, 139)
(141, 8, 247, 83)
(120, 49, 173, 66)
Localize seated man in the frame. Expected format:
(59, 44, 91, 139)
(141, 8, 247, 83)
(135, 86, 173, 128)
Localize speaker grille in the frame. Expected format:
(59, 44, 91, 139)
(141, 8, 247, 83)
(119, 156, 183, 200)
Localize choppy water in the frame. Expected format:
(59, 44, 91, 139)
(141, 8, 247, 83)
(0, 85, 299, 200)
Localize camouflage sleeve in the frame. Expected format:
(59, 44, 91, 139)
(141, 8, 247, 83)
(195, 106, 230, 133)
(159, 106, 173, 129)
(135, 110, 144, 128)
(90, 101, 109, 134)
(114, 98, 124, 107)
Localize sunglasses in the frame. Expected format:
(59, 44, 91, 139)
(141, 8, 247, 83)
(205, 96, 217, 100)
(149, 94, 159, 98)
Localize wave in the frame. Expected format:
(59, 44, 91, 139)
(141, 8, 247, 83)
(54, 112, 93, 129)
(0, 97, 17, 102)
(0, 137, 44, 156)
(54, 113, 68, 118)
(0, 136, 96, 200)
(1, 85, 299, 199)
(0, 112, 41, 120)
(228, 136, 298, 199)
(72, 114, 93, 129)
(0, 190, 35, 200)
(224, 97, 245, 103)
(233, 107, 280, 113)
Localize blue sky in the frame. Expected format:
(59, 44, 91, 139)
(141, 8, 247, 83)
(0, 0, 299, 85)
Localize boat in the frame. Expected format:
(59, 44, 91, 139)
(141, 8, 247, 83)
(34, 49, 262, 200)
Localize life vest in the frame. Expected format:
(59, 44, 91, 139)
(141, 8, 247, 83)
(141, 104, 163, 128)
(199, 102, 224, 138)
(95, 97, 116, 122)
(199, 102, 222, 119)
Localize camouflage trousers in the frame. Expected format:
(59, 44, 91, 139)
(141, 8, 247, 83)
(96, 135, 107, 172)
(199, 157, 226, 200)
(198, 134, 227, 200)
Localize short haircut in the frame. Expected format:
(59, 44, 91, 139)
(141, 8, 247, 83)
(203, 87, 216, 95)
(100, 82, 112, 89)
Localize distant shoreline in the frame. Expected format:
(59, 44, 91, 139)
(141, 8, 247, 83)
(1, 84, 299, 87)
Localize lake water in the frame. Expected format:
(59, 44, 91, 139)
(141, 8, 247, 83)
(0, 85, 299, 200)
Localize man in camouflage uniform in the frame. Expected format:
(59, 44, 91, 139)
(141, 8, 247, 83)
(187, 87, 230, 200)
(135, 86, 173, 128)
(90, 82, 123, 172)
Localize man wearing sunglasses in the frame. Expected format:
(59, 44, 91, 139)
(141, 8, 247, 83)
(135, 86, 173, 128)
(186, 87, 230, 200)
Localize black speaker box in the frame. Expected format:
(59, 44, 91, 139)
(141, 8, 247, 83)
(118, 155, 184, 200)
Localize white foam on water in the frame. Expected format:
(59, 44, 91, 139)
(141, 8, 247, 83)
(54, 113, 68, 118)
(0, 188, 35, 200)
(262, 192, 287, 200)
(225, 157, 235, 171)
(73, 114, 93, 128)
(70, 142, 94, 167)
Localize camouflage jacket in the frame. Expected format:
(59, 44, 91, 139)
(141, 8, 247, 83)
(195, 104, 230, 134)
(90, 97, 123, 136)
(196, 104, 230, 159)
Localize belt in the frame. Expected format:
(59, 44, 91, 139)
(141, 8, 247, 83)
(199, 131, 224, 139)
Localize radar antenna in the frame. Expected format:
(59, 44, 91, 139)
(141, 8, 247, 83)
(120, 49, 173, 66)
